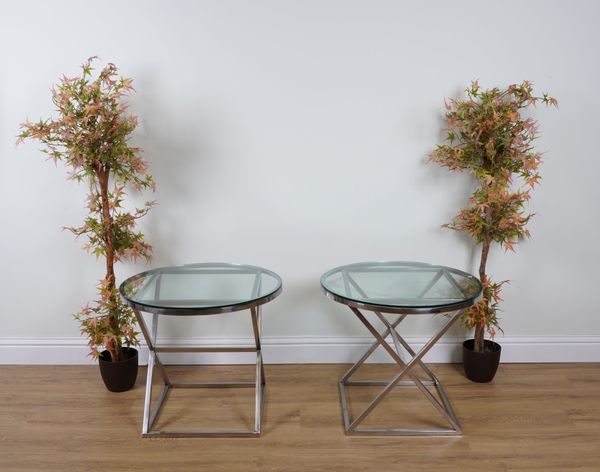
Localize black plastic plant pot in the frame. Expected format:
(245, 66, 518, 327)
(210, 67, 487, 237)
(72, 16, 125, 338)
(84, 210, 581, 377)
(98, 347, 138, 392)
(462, 339, 501, 383)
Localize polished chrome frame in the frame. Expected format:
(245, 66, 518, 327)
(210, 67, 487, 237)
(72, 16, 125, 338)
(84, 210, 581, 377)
(338, 307, 464, 436)
(321, 262, 482, 436)
(121, 263, 281, 438)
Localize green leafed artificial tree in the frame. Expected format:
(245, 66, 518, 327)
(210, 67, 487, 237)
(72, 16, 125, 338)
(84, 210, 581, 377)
(18, 57, 155, 362)
(429, 80, 556, 353)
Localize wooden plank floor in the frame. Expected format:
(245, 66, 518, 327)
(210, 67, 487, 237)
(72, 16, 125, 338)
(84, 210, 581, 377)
(0, 363, 599, 471)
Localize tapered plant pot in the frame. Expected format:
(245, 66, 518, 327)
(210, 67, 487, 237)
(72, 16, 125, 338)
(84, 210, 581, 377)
(462, 339, 501, 383)
(98, 347, 138, 392)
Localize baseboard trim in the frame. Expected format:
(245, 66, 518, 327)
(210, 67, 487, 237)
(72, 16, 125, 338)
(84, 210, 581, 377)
(1, 335, 598, 365)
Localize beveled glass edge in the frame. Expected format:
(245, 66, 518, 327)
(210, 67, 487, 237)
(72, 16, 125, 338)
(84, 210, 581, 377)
(119, 262, 283, 316)
(320, 261, 483, 315)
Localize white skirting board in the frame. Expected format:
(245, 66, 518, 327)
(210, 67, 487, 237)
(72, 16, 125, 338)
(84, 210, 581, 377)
(0, 335, 599, 365)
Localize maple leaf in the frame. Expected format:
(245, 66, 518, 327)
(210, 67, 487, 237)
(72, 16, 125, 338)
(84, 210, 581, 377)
(503, 240, 516, 252)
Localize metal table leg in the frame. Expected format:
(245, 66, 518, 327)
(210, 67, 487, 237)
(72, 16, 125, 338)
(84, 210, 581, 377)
(339, 307, 465, 436)
(133, 307, 266, 438)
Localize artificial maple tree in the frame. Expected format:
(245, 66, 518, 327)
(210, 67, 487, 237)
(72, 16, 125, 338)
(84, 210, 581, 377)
(18, 57, 155, 362)
(429, 80, 556, 353)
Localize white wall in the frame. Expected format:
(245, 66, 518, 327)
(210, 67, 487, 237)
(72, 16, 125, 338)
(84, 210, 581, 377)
(1, 0, 599, 362)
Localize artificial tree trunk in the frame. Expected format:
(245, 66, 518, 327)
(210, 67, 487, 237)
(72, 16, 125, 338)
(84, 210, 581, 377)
(97, 164, 122, 362)
(475, 230, 492, 353)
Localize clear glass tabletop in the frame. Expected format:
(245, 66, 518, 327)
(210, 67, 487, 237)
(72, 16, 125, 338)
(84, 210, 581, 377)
(119, 263, 282, 315)
(321, 261, 481, 313)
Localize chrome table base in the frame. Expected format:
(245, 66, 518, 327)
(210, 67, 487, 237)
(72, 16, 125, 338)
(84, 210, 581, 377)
(339, 307, 464, 436)
(134, 306, 265, 438)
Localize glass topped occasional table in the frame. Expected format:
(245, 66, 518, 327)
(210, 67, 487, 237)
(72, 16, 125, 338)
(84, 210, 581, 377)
(119, 263, 282, 438)
(321, 261, 482, 436)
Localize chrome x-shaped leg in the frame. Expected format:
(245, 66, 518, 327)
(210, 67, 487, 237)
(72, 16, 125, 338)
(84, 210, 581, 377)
(134, 307, 265, 438)
(339, 307, 465, 436)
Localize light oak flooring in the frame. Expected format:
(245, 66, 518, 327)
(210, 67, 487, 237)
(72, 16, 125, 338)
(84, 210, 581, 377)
(0, 363, 599, 471)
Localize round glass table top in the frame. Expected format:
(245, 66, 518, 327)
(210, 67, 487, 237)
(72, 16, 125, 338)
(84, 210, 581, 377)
(321, 261, 482, 313)
(119, 263, 282, 315)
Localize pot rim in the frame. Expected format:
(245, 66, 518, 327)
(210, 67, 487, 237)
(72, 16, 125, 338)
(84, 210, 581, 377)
(99, 347, 139, 364)
(462, 338, 501, 353)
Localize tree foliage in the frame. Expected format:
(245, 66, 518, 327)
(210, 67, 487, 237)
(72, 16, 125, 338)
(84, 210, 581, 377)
(429, 81, 556, 352)
(18, 57, 154, 361)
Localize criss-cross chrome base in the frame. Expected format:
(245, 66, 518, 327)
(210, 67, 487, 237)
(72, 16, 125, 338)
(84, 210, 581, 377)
(134, 306, 265, 438)
(339, 307, 465, 436)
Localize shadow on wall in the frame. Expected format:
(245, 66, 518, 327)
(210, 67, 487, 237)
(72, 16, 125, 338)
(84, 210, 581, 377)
(131, 69, 226, 268)
(269, 276, 373, 337)
(415, 88, 480, 276)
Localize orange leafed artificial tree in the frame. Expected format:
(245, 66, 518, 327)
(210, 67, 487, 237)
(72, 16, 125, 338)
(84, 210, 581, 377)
(429, 80, 557, 353)
(18, 57, 155, 362)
